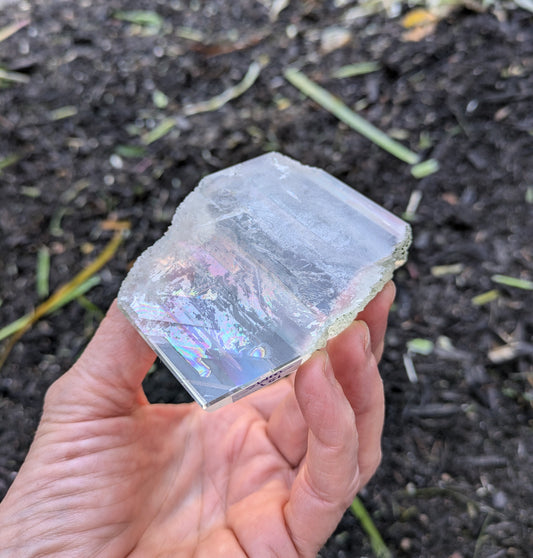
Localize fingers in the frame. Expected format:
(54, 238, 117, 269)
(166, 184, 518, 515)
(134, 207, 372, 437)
(322, 281, 393, 486)
(245, 375, 294, 420)
(265, 282, 394, 475)
(356, 280, 396, 362)
(284, 350, 360, 556)
(326, 320, 385, 487)
(284, 300, 389, 554)
(45, 300, 156, 419)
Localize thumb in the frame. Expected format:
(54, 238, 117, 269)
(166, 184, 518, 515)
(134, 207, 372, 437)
(44, 300, 156, 420)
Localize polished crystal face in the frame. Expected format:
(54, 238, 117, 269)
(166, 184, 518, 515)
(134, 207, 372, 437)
(118, 152, 411, 410)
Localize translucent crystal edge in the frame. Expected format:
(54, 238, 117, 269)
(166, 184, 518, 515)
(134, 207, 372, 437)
(302, 222, 411, 354)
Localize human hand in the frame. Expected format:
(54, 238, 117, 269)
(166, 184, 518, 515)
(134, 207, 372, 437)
(0, 282, 395, 558)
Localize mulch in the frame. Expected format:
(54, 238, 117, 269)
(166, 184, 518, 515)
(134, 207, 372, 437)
(1, 1, 532, 555)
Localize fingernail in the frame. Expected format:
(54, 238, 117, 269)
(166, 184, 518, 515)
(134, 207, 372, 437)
(355, 320, 371, 353)
(319, 349, 337, 387)
(383, 280, 396, 308)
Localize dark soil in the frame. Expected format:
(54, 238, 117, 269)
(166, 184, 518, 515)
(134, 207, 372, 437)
(1, 1, 532, 556)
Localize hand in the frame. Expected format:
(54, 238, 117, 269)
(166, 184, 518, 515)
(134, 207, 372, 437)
(0, 282, 395, 558)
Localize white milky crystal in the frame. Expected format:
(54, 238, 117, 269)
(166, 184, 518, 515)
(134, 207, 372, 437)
(118, 152, 411, 410)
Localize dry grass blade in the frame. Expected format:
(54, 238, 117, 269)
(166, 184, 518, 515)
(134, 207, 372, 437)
(403, 189, 422, 221)
(0, 68, 30, 84)
(113, 10, 163, 32)
(142, 117, 177, 145)
(183, 58, 266, 116)
(331, 61, 381, 79)
(431, 263, 464, 277)
(0, 19, 30, 43)
(0, 232, 124, 370)
(472, 289, 500, 306)
(48, 106, 78, 121)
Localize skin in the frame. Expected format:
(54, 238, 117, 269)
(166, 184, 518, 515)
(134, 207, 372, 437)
(0, 281, 395, 558)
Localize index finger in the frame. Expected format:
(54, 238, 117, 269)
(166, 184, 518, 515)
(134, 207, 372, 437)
(356, 280, 396, 362)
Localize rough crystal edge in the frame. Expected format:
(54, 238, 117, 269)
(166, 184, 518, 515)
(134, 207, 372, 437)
(302, 226, 411, 356)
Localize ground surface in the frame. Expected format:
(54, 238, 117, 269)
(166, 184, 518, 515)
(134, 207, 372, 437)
(1, 1, 532, 556)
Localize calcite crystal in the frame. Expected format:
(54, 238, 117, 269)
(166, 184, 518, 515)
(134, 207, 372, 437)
(118, 153, 411, 410)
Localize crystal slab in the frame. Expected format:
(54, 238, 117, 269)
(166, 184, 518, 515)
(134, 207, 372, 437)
(118, 152, 411, 410)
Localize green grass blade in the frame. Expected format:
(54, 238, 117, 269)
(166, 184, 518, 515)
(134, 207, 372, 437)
(115, 145, 146, 158)
(0, 231, 124, 370)
(114, 10, 163, 29)
(491, 274, 533, 290)
(142, 117, 176, 145)
(472, 289, 500, 306)
(284, 68, 420, 165)
(0, 68, 30, 84)
(153, 90, 169, 109)
(407, 338, 434, 355)
(48, 105, 78, 121)
(46, 276, 101, 314)
(0, 315, 32, 342)
(350, 496, 392, 558)
(0, 277, 101, 342)
(411, 158, 440, 178)
(36, 247, 50, 299)
(0, 154, 20, 173)
(331, 61, 381, 79)
(76, 295, 105, 318)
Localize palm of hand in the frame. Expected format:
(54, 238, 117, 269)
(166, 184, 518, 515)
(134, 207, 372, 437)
(33, 374, 345, 558)
(0, 284, 393, 557)
(37, 392, 297, 557)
